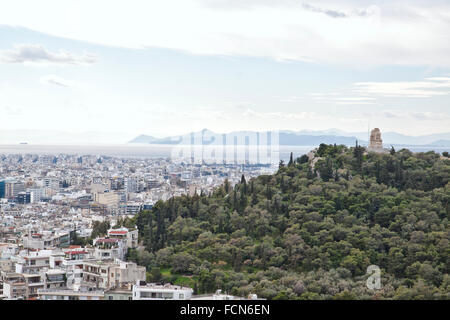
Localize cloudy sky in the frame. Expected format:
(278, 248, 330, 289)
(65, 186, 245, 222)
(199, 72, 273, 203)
(1, 0, 450, 143)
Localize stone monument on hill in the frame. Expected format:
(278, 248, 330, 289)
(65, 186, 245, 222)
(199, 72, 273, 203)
(369, 128, 383, 151)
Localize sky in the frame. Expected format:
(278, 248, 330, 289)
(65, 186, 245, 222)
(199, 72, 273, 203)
(1, 0, 450, 144)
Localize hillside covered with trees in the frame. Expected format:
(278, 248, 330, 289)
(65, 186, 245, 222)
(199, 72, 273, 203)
(126, 144, 450, 300)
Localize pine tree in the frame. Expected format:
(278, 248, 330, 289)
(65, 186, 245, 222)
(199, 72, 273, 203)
(390, 146, 396, 155)
(353, 141, 364, 174)
(288, 152, 294, 166)
(251, 191, 258, 205)
(239, 190, 247, 213)
(224, 179, 230, 193)
(241, 174, 247, 195)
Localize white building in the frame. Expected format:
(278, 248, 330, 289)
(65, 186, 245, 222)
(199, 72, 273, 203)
(27, 188, 44, 203)
(22, 230, 71, 250)
(124, 202, 142, 215)
(132, 281, 193, 300)
(92, 238, 126, 261)
(124, 178, 138, 193)
(37, 287, 104, 300)
(107, 227, 139, 249)
(14, 250, 52, 274)
(82, 259, 145, 290)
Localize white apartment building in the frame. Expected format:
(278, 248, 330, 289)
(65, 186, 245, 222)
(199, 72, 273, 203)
(2, 273, 26, 299)
(43, 269, 67, 290)
(82, 259, 145, 290)
(23, 273, 44, 299)
(124, 178, 138, 193)
(132, 281, 193, 300)
(92, 238, 126, 261)
(62, 249, 92, 289)
(27, 188, 44, 203)
(22, 231, 70, 250)
(109, 261, 146, 289)
(43, 178, 59, 190)
(123, 202, 142, 215)
(37, 287, 104, 300)
(14, 250, 52, 274)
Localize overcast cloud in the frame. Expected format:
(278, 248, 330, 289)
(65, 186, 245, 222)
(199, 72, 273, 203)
(0, 0, 449, 66)
(0, 44, 97, 66)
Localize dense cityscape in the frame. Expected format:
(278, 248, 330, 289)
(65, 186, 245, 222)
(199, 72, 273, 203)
(0, 152, 275, 300)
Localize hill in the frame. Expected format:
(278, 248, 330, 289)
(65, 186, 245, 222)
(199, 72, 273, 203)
(129, 134, 159, 143)
(126, 145, 450, 300)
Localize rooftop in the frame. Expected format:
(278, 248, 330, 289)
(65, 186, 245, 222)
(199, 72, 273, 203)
(134, 283, 193, 291)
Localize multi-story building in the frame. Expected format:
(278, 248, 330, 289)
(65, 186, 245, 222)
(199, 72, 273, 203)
(81, 261, 110, 289)
(94, 191, 119, 213)
(82, 260, 145, 290)
(5, 181, 25, 200)
(22, 231, 71, 250)
(92, 238, 126, 261)
(107, 227, 139, 249)
(147, 179, 159, 190)
(14, 250, 51, 274)
(132, 282, 193, 300)
(104, 286, 133, 300)
(37, 287, 104, 300)
(0, 259, 14, 273)
(0, 180, 5, 199)
(43, 269, 67, 290)
(108, 261, 145, 289)
(16, 192, 31, 204)
(123, 202, 142, 215)
(124, 177, 138, 193)
(1, 273, 26, 299)
(27, 188, 44, 203)
(23, 273, 44, 299)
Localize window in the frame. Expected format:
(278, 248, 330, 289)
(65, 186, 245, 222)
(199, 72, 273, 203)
(140, 292, 160, 298)
(162, 292, 173, 299)
(179, 294, 184, 299)
(139, 291, 174, 299)
(109, 296, 113, 300)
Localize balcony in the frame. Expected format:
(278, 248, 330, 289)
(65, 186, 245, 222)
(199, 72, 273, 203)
(28, 282, 45, 287)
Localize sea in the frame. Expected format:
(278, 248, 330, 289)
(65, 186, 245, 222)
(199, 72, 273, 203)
(0, 144, 448, 163)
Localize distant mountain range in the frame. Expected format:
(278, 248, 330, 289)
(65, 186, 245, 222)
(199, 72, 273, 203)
(0, 128, 447, 147)
(129, 129, 450, 147)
